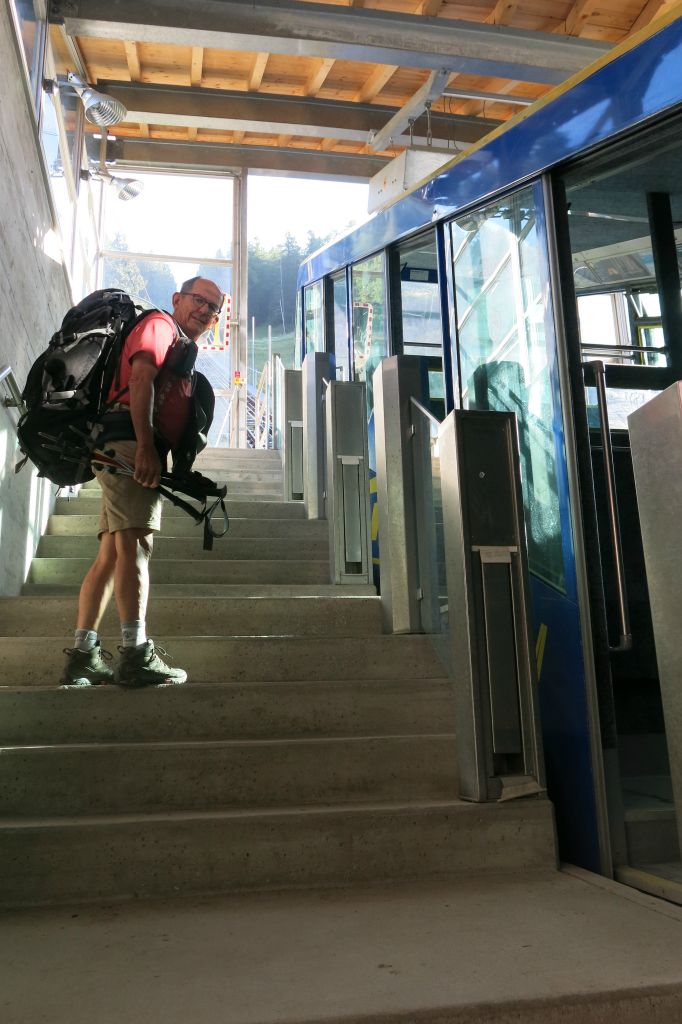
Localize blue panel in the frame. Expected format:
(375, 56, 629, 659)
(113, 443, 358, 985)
(531, 575, 601, 872)
(300, 17, 682, 287)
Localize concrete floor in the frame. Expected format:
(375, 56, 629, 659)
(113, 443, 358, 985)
(3, 867, 682, 1024)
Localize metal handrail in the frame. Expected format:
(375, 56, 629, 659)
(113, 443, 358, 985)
(583, 359, 632, 652)
(0, 365, 26, 418)
(410, 395, 441, 428)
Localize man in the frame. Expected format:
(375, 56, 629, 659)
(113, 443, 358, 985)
(61, 276, 224, 688)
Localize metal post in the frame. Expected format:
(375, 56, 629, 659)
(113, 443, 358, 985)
(282, 369, 304, 501)
(302, 350, 335, 520)
(439, 409, 545, 803)
(325, 380, 372, 584)
(372, 355, 430, 633)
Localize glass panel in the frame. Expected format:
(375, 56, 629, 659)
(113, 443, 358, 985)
(586, 386, 661, 430)
(103, 173, 234, 260)
(410, 401, 449, 642)
(304, 281, 324, 354)
(453, 187, 566, 592)
(351, 253, 387, 411)
(332, 272, 350, 381)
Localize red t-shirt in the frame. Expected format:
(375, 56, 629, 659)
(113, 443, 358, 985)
(108, 311, 192, 449)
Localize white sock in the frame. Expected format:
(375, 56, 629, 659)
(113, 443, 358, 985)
(74, 629, 98, 652)
(121, 620, 147, 648)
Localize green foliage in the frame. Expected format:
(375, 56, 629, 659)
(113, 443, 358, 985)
(247, 230, 332, 338)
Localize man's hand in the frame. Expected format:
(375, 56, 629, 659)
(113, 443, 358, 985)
(134, 442, 162, 488)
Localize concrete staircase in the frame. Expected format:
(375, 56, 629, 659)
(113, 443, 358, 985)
(0, 448, 556, 908)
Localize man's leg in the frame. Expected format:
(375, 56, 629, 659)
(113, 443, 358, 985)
(113, 527, 187, 688)
(113, 527, 153, 625)
(76, 531, 117, 630)
(61, 532, 117, 687)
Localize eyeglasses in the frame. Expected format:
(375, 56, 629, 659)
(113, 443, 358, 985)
(181, 291, 223, 317)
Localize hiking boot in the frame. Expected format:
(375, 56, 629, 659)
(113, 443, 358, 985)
(116, 640, 188, 688)
(61, 643, 115, 688)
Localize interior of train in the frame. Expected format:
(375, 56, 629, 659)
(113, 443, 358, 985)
(562, 117, 682, 888)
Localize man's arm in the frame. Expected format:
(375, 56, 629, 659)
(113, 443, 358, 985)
(128, 352, 162, 488)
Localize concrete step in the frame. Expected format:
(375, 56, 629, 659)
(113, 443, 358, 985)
(0, 595, 382, 638)
(84, 479, 283, 499)
(45, 514, 328, 539)
(0, 733, 459, 817)
(54, 497, 304, 518)
(20, 582, 377, 598)
(27, 557, 331, 586)
(83, 467, 284, 487)
(625, 808, 681, 864)
(195, 450, 282, 463)
(36, 535, 329, 561)
(0, 799, 557, 908)
(0, 634, 446, 687)
(195, 449, 282, 462)
(0, 679, 455, 745)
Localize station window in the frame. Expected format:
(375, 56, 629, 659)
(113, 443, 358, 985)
(351, 253, 388, 408)
(452, 187, 566, 592)
(9, 0, 47, 113)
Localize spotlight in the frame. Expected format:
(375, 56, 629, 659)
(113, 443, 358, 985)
(110, 176, 144, 201)
(65, 72, 127, 127)
(81, 168, 144, 201)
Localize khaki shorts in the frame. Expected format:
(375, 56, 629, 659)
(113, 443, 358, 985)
(95, 440, 164, 536)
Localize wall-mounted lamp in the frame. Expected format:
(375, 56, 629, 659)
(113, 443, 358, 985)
(45, 72, 127, 127)
(81, 168, 144, 201)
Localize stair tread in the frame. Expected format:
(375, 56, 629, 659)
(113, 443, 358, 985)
(0, 797, 523, 829)
(1, 731, 457, 753)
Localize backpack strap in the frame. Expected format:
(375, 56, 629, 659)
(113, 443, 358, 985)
(90, 448, 229, 551)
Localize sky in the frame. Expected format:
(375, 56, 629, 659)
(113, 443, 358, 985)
(104, 170, 370, 264)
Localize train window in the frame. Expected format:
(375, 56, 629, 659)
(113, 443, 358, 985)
(303, 281, 324, 355)
(451, 186, 566, 592)
(351, 253, 388, 408)
(331, 271, 350, 381)
(396, 233, 442, 358)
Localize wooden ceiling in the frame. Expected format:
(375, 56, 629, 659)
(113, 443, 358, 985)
(48, 0, 679, 179)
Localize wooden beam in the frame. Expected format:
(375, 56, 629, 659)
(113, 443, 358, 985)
(123, 40, 141, 81)
(138, 122, 149, 137)
(248, 52, 269, 91)
(190, 46, 203, 86)
(630, 0, 674, 34)
(232, 130, 245, 143)
(304, 57, 335, 97)
(320, 137, 337, 151)
(187, 126, 198, 140)
(485, 1, 521, 25)
(563, 0, 600, 36)
(277, 133, 292, 146)
(354, 64, 398, 103)
(417, 0, 444, 15)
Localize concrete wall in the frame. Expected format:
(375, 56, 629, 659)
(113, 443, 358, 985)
(0, 7, 72, 595)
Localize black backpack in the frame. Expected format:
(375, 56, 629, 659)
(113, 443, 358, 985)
(17, 289, 152, 485)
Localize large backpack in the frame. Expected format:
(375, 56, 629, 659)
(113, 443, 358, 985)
(17, 289, 152, 485)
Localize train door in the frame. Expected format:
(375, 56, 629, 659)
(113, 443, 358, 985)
(449, 182, 608, 872)
(555, 120, 682, 897)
